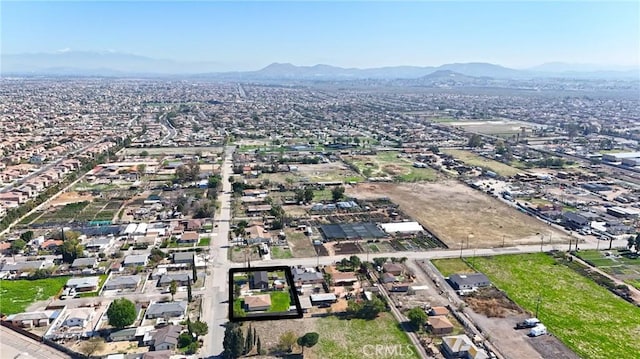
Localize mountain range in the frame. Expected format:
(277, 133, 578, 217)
(1, 51, 639, 80)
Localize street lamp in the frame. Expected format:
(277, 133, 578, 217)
(467, 233, 474, 249)
(540, 233, 544, 252)
(460, 241, 464, 258)
(502, 235, 506, 248)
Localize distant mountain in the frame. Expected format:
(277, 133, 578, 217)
(1, 51, 222, 75)
(2, 51, 638, 80)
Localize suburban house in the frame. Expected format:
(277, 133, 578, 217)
(383, 262, 405, 276)
(108, 328, 139, 342)
(179, 231, 199, 244)
(62, 308, 94, 328)
(71, 257, 98, 269)
(103, 275, 141, 291)
(0, 260, 54, 274)
(249, 271, 269, 290)
(448, 273, 491, 292)
(428, 316, 454, 335)
(430, 306, 450, 316)
(245, 224, 272, 245)
(5, 310, 59, 328)
(292, 267, 324, 285)
(244, 294, 272, 312)
(66, 276, 100, 292)
(145, 301, 188, 320)
(332, 271, 358, 286)
(158, 272, 195, 287)
(381, 272, 398, 284)
(441, 334, 489, 359)
(172, 252, 195, 265)
(142, 350, 173, 359)
(310, 293, 337, 306)
(123, 254, 149, 267)
(143, 324, 182, 351)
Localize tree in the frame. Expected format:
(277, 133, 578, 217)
(331, 186, 345, 201)
(467, 134, 483, 148)
(10, 239, 26, 254)
(60, 238, 84, 264)
(628, 236, 635, 251)
(407, 307, 428, 330)
(136, 164, 147, 176)
(20, 230, 33, 242)
(297, 332, 319, 354)
(190, 320, 208, 339)
(256, 336, 262, 355)
(140, 150, 149, 157)
(222, 323, 244, 359)
(347, 296, 386, 320)
(169, 280, 177, 301)
(635, 233, 640, 253)
(349, 255, 361, 268)
(187, 279, 193, 302)
(78, 337, 105, 356)
(107, 298, 137, 329)
(192, 256, 198, 283)
(304, 187, 314, 203)
(244, 325, 253, 354)
(178, 332, 194, 348)
(278, 330, 298, 353)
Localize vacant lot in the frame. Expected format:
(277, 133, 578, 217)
(443, 149, 522, 177)
(445, 119, 537, 136)
(344, 151, 439, 182)
(466, 253, 640, 359)
(348, 181, 569, 248)
(577, 249, 640, 290)
(0, 277, 69, 314)
(285, 230, 317, 258)
(296, 162, 362, 183)
(432, 258, 477, 277)
(314, 313, 419, 359)
(49, 191, 95, 206)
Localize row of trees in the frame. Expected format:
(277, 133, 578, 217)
(222, 323, 318, 358)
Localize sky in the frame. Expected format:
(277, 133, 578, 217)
(2, 1, 639, 71)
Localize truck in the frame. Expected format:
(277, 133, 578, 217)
(515, 318, 540, 329)
(528, 324, 547, 337)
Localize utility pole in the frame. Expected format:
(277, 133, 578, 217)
(502, 235, 505, 248)
(460, 241, 463, 258)
(540, 234, 544, 252)
(535, 295, 542, 318)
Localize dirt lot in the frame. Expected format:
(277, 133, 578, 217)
(49, 191, 95, 206)
(295, 162, 361, 182)
(348, 181, 570, 248)
(285, 230, 317, 258)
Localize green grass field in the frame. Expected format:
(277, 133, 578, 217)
(443, 149, 522, 177)
(312, 313, 419, 359)
(198, 237, 211, 246)
(0, 277, 70, 314)
(270, 246, 293, 259)
(464, 253, 640, 359)
(347, 151, 438, 182)
(432, 258, 477, 277)
(268, 291, 291, 312)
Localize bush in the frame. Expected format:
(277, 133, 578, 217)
(178, 332, 194, 348)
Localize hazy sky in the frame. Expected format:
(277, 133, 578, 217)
(2, 1, 639, 70)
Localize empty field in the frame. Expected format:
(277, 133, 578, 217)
(348, 181, 570, 248)
(0, 277, 69, 315)
(345, 151, 439, 182)
(443, 149, 522, 177)
(465, 253, 640, 359)
(444, 119, 538, 136)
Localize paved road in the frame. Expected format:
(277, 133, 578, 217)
(0, 325, 71, 359)
(200, 146, 234, 358)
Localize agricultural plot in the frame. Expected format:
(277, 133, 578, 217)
(442, 149, 522, 177)
(348, 181, 570, 248)
(33, 201, 91, 224)
(465, 253, 640, 359)
(260, 162, 362, 184)
(344, 151, 438, 182)
(0, 277, 70, 314)
(577, 250, 640, 290)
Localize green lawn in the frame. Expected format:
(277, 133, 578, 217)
(312, 313, 419, 359)
(313, 189, 333, 201)
(0, 277, 70, 314)
(465, 253, 640, 359)
(270, 246, 293, 259)
(432, 258, 477, 277)
(443, 149, 522, 177)
(269, 291, 291, 312)
(198, 237, 211, 246)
